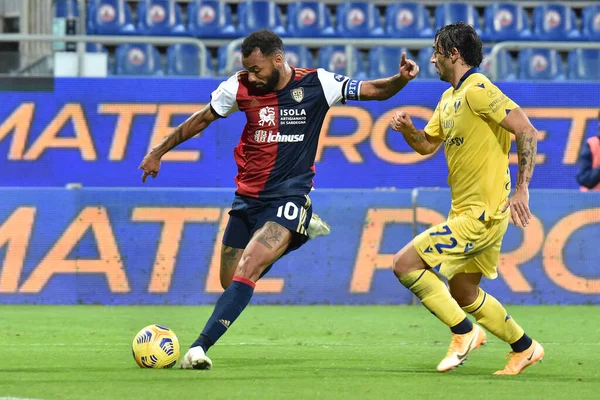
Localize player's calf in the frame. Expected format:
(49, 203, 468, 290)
(184, 222, 293, 369)
(220, 245, 244, 289)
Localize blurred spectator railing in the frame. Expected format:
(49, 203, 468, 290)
(225, 37, 432, 77)
(0, 33, 210, 76)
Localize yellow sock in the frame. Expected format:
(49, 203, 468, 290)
(462, 288, 524, 344)
(399, 269, 466, 328)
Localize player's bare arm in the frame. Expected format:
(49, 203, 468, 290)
(359, 52, 419, 100)
(138, 104, 220, 183)
(499, 107, 539, 227)
(390, 111, 443, 155)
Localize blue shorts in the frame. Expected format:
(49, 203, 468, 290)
(222, 193, 313, 254)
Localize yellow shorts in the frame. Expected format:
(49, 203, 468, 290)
(413, 213, 509, 280)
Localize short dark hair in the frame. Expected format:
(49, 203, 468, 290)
(241, 29, 284, 58)
(434, 22, 483, 68)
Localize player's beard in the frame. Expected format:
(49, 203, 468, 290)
(252, 68, 281, 94)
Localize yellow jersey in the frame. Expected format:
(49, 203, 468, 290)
(424, 69, 518, 221)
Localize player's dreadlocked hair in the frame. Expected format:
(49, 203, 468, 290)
(241, 29, 284, 58)
(434, 22, 483, 68)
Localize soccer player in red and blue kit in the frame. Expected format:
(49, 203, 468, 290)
(138, 29, 419, 370)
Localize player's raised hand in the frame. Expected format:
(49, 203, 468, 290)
(399, 52, 419, 81)
(502, 187, 532, 228)
(138, 152, 161, 183)
(390, 111, 415, 134)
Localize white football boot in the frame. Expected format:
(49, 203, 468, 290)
(180, 346, 213, 370)
(307, 213, 331, 239)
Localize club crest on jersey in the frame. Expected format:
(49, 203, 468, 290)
(258, 106, 276, 127)
(291, 87, 304, 103)
(454, 100, 462, 113)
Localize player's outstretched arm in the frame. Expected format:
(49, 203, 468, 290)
(390, 111, 443, 155)
(138, 104, 220, 183)
(499, 107, 538, 227)
(359, 52, 419, 100)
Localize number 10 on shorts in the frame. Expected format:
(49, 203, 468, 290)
(277, 202, 299, 221)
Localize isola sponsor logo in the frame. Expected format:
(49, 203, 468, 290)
(280, 109, 306, 116)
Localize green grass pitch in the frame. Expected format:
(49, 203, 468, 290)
(2, 305, 598, 400)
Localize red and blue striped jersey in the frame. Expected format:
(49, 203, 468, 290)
(210, 68, 362, 199)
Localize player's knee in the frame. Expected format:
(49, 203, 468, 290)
(450, 286, 478, 307)
(235, 253, 263, 282)
(392, 252, 410, 278)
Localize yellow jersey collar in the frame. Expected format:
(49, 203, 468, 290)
(455, 67, 480, 90)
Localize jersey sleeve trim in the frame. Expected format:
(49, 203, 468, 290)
(210, 73, 240, 118)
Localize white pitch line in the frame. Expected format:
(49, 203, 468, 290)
(0, 397, 45, 400)
(4, 341, 598, 347)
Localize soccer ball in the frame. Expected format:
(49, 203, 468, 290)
(132, 324, 181, 369)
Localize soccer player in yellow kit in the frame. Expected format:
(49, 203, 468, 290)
(390, 22, 544, 375)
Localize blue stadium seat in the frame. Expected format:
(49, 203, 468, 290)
(335, 2, 385, 38)
(238, 1, 286, 36)
(287, 1, 335, 37)
(284, 45, 314, 68)
(87, 0, 136, 35)
(55, 0, 78, 18)
(434, 3, 482, 35)
(137, 0, 186, 36)
(167, 44, 213, 76)
(317, 46, 367, 80)
(385, 3, 434, 38)
(568, 49, 600, 80)
(187, 0, 237, 38)
(480, 48, 516, 81)
(532, 4, 580, 40)
(86, 43, 107, 52)
(518, 49, 564, 80)
(115, 44, 163, 76)
(582, 5, 600, 41)
(483, 3, 532, 41)
(417, 47, 438, 79)
(217, 44, 242, 76)
(368, 46, 408, 79)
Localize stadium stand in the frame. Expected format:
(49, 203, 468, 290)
(115, 43, 163, 75)
(187, 0, 237, 38)
(47, 1, 600, 80)
(167, 42, 214, 75)
(518, 48, 565, 80)
(582, 4, 600, 41)
(237, 0, 286, 36)
(568, 49, 600, 81)
(532, 4, 581, 40)
(284, 45, 314, 68)
(87, 0, 137, 35)
(317, 45, 368, 79)
(369, 46, 409, 79)
(481, 47, 516, 81)
(434, 3, 482, 36)
(335, 2, 385, 38)
(482, 3, 532, 41)
(384, 3, 434, 38)
(286, 1, 335, 37)
(136, 0, 187, 36)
